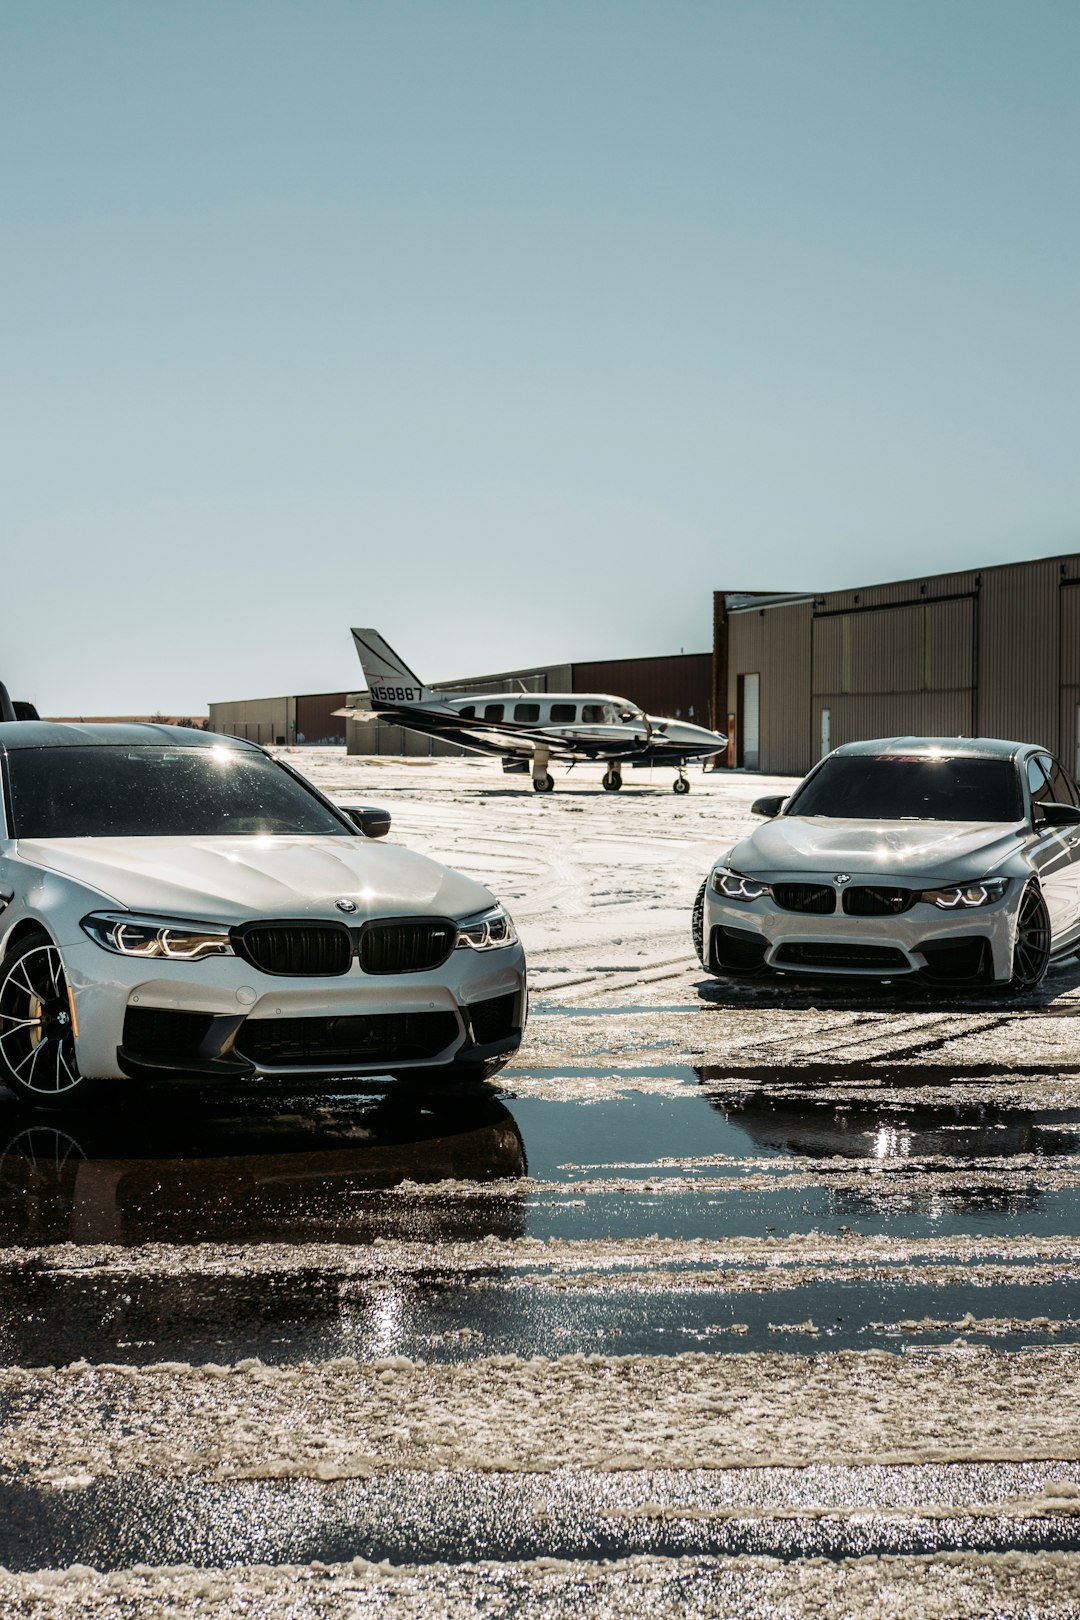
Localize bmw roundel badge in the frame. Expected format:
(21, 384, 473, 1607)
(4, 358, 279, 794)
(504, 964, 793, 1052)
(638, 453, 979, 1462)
(335, 898, 358, 913)
(834, 874, 851, 885)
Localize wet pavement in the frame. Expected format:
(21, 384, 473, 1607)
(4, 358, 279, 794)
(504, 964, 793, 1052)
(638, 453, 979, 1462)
(4, 757, 1080, 1612)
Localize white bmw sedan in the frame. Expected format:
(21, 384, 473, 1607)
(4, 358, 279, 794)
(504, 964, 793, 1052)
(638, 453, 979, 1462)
(0, 723, 526, 1103)
(694, 737, 1080, 993)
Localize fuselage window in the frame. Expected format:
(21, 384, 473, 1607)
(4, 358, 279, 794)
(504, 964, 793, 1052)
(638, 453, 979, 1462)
(458, 705, 475, 719)
(550, 704, 577, 723)
(514, 702, 540, 722)
(484, 703, 505, 722)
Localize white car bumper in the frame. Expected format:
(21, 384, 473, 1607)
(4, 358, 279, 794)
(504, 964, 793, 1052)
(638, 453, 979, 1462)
(703, 876, 1018, 984)
(61, 938, 527, 1082)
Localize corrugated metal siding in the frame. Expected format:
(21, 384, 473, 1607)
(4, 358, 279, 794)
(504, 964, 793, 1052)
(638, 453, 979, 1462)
(1059, 586, 1080, 774)
(723, 552, 1080, 777)
(976, 559, 1059, 749)
(295, 693, 346, 745)
(811, 598, 975, 753)
(572, 654, 712, 724)
(727, 601, 813, 773)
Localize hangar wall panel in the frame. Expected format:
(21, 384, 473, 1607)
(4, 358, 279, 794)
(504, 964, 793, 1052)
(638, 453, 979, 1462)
(976, 559, 1059, 750)
(727, 601, 813, 774)
(572, 653, 712, 724)
(1059, 585, 1080, 775)
(295, 693, 346, 745)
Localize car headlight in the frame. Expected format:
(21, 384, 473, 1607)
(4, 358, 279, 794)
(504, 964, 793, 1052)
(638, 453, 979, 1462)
(920, 879, 1009, 910)
(454, 904, 519, 951)
(81, 912, 235, 960)
(711, 869, 771, 903)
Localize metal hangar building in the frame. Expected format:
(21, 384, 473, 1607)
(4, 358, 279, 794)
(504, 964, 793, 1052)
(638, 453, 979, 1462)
(715, 551, 1080, 778)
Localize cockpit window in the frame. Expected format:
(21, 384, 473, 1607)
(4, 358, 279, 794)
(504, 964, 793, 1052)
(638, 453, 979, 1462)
(582, 704, 607, 723)
(6, 746, 350, 838)
(786, 754, 1023, 822)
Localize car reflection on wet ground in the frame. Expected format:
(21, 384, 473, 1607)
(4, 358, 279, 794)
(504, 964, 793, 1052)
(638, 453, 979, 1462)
(4, 756, 1080, 1614)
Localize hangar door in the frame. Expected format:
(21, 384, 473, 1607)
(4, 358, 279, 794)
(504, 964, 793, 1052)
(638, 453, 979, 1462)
(812, 597, 976, 754)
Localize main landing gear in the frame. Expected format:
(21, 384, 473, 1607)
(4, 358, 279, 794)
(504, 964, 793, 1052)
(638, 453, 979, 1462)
(602, 766, 623, 792)
(532, 746, 554, 794)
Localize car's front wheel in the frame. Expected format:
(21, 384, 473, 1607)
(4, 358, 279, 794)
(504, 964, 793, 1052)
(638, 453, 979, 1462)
(0, 931, 87, 1103)
(1006, 883, 1052, 992)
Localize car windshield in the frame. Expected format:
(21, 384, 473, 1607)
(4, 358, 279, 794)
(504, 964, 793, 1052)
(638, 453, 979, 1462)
(786, 754, 1023, 822)
(5, 745, 350, 838)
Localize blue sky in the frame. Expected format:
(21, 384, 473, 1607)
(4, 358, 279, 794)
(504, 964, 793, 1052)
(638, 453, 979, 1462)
(4, 0, 1079, 712)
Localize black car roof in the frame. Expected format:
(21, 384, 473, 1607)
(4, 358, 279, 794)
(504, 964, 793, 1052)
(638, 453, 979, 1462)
(834, 736, 1032, 760)
(0, 722, 259, 753)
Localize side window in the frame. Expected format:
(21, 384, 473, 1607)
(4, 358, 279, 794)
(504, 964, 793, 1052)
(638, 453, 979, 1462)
(1046, 755, 1079, 806)
(458, 705, 475, 719)
(1028, 756, 1052, 803)
(513, 703, 540, 722)
(483, 703, 505, 722)
(581, 704, 606, 723)
(550, 704, 577, 723)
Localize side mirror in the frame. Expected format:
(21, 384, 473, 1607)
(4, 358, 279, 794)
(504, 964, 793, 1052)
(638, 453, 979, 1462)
(341, 803, 391, 839)
(751, 794, 786, 818)
(1035, 800, 1080, 827)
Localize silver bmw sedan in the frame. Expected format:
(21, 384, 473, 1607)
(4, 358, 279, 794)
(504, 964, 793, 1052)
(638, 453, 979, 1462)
(694, 737, 1080, 992)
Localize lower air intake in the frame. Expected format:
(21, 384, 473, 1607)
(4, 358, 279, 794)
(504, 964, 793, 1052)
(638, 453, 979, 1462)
(237, 1010, 459, 1068)
(774, 943, 909, 971)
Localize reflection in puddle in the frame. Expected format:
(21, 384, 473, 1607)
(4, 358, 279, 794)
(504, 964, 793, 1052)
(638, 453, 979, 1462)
(0, 1091, 527, 1247)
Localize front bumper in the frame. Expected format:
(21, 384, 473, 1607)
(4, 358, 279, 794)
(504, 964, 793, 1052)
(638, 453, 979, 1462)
(61, 939, 527, 1081)
(703, 876, 1017, 983)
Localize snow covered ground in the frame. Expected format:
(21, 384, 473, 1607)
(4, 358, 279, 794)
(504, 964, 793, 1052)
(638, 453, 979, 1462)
(4, 751, 1080, 1614)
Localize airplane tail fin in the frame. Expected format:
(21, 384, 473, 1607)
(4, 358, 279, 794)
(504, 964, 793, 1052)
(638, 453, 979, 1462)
(351, 629, 430, 706)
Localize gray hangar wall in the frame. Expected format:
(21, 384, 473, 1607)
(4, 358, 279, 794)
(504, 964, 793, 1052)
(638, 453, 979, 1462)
(718, 552, 1080, 777)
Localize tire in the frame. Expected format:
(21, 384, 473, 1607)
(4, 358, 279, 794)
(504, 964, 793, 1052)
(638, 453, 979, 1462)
(0, 930, 87, 1103)
(532, 774, 555, 794)
(602, 770, 622, 792)
(1006, 882, 1051, 992)
(692, 878, 708, 967)
(673, 778, 690, 795)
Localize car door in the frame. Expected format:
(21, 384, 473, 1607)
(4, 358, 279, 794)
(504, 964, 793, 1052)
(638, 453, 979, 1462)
(1042, 753, 1080, 945)
(1026, 753, 1080, 943)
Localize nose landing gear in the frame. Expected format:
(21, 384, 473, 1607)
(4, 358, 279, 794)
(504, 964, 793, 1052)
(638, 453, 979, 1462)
(673, 766, 690, 794)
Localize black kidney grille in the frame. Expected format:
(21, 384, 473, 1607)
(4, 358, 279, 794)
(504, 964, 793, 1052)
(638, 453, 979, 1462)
(237, 1011, 459, 1067)
(842, 886, 915, 916)
(771, 883, 835, 914)
(234, 924, 353, 977)
(359, 921, 456, 974)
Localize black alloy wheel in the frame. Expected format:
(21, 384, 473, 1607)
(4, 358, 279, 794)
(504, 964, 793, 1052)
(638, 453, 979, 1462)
(0, 931, 84, 1102)
(1008, 883, 1051, 992)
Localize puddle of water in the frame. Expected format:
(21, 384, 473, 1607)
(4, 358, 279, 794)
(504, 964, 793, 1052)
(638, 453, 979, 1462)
(4, 1273, 1079, 1368)
(1, 1471, 1079, 1573)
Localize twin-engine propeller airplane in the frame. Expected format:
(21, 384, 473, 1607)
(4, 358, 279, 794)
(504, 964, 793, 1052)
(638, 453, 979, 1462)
(343, 629, 729, 794)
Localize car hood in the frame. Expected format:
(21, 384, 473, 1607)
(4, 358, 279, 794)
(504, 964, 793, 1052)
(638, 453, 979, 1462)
(16, 836, 497, 923)
(728, 816, 1026, 879)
